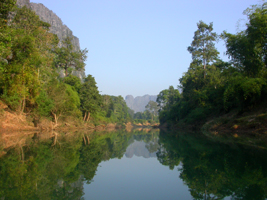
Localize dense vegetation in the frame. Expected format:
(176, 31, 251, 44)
(0, 1, 133, 127)
(132, 100, 159, 124)
(157, 2, 267, 128)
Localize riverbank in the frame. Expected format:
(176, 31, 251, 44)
(202, 110, 267, 137)
(0, 107, 158, 133)
(159, 106, 267, 139)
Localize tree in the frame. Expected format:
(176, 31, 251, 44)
(0, 6, 57, 111)
(47, 81, 81, 126)
(0, 0, 16, 23)
(222, 3, 267, 78)
(54, 37, 88, 77)
(187, 21, 219, 78)
(156, 86, 180, 112)
(79, 75, 102, 121)
(145, 101, 158, 120)
(0, 0, 16, 65)
(221, 2, 267, 109)
(63, 74, 82, 93)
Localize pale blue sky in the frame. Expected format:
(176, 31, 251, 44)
(32, 0, 262, 98)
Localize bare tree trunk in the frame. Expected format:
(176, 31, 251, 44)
(86, 136, 90, 144)
(83, 136, 87, 145)
(52, 132, 59, 147)
(52, 112, 60, 128)
(86, 112, 90, 122)
(21, 97, 25, 113)
(83, 112, 87, 121)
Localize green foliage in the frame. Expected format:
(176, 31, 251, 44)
(0, 90, 20, 110)
(157, 86, 180, 112)
(0, 0, 16, 22)
(224, 76, 266, 110)
(54, 37, 88, 76)
(35, 90, 54, 117)
(145, 100, 158, 120)
(102, 95, 132, 123)
(64, 74, 82, 92)
(187, 21, 219, 78)
(47, 81, 81, 122)
(0, 5, 94, 125)
(222, 3, 267, 77)
(158, 2, 267, 126)
(0, 5, 57, 112)
(79, 74, 102, 120)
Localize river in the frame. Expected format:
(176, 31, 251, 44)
(0, 129, 267, 199)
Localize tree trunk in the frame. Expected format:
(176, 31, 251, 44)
(52, 112, 60, 128)
(83, 136, 87, 145)
(86, 112, 90, 122)
(86, 136, 90, 144)
(52, 132, 58, 146)
(21, 97, 25, 113)
(83, 112, 87, 121)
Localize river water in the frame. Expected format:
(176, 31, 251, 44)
(0, 129, 267, 199)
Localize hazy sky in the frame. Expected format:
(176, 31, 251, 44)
(31, 0, 262, 98)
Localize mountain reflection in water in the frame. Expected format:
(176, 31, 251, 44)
(0, 129, 267, 200)
(125, 140, 158, 158)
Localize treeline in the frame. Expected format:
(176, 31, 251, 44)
(133, 100, 159, 124)
(157, 2, 267, 126)
(0, 1, 132, 126)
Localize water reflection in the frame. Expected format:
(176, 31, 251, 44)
(125, 135, 159, 158)
(158, 129, 267, 200)
(0, 129, 267, 199)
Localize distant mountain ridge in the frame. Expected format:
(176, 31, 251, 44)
(125, 95, 157, 113)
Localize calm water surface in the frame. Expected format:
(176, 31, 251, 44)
(0, 129, 267, 199)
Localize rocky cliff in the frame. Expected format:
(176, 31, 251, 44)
(16, 0, 85, 80)
(125, 95, 157, 113)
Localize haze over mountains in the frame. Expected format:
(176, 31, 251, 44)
(125, 95, 157, 113)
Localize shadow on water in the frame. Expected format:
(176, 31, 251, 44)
(0, 129, 267, 199)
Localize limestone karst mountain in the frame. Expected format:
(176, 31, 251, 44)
(125, 95, 157, 113)
(16, 0, 85, 80)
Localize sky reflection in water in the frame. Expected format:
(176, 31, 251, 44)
(83, 139, 191, 200)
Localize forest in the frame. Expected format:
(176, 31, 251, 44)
(156, 2, 267, 131)
(1, 1, 267, 132)
(0, 0, 141, 128)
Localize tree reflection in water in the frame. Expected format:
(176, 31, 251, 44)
(0, 129, 267, 199)
(157, 129, 267, 200)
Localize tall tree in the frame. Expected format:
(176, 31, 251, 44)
(47, 81, 81, 126)
(54, 37, 88, 77)
(0, 6, 57, 111)
(156, 86, 180, 112)
(145, 101, 158, 120)
(79, 75, 102, 121)
(187, 21, 219, 78)
(222, 3, 267, 77)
